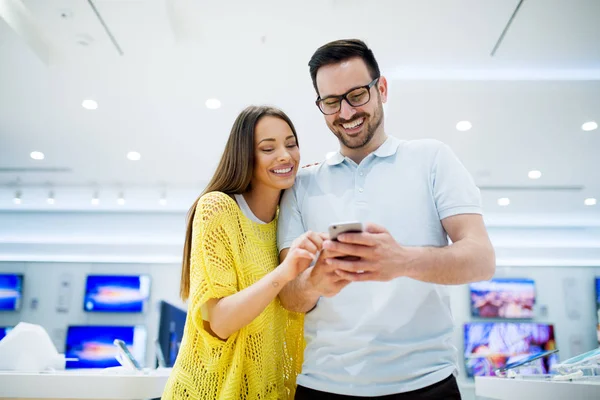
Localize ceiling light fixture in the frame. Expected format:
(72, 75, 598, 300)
(127, 151, 141, 161)
(456, 121, 472, 132)
(584, 198, 597, 206)
(91, 191, 100, 206)
(497, 197, 510, 206)
(30, 151, 45, 160)
(205, 98, 221, 110)
(82, 99, 98, 110)
(13, 190, 22, 205)
(528, 170, 542, 179)
(117, 192, 125, 205)
(582, 121, 598, 131)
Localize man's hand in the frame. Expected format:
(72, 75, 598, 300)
(322, 223, 418, 282)
(307, 248, 352, 297)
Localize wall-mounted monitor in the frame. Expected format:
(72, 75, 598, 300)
(463, 322, 557, 377)
(64, 325, 147, 369)
(469, 278, 535, 319)
(157, 301, 187, 367)
(83, 275, 151, 313)
(0, 274, 23, 311)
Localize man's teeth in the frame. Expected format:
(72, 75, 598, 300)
(273, 167, 292, 174)
(342, 118, 364, 130)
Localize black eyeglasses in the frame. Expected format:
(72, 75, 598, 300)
(315, 77, 380, 115)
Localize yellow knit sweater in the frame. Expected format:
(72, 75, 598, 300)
(162, 191, 304, 400)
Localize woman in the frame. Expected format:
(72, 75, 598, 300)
(162, 105, 323, 400)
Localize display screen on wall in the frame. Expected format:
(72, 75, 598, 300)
(463, 322, 557, 377)
(65, 325, 147, 369)
(595, 277, 600, 344)
(83, 275, 151, 313)
(0, 327, 12, 341)
(0, 274, 23, 311)
(469, 278, 535, 319)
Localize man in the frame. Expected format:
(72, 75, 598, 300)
(277, 39, 495, 399)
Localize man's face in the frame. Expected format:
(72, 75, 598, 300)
(315, 57, 387, 150)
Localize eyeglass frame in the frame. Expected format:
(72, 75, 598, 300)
(315, 77, 381, 115)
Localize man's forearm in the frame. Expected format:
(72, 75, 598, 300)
(279, 268, 321, 313)
(404, 237, 495, 285)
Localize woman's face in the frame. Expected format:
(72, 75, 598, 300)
(251, 116, 300, 192)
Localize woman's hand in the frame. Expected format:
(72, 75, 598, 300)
(279, 231, 327, 283)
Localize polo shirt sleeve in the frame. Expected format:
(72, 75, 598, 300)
(277, 186, 305, 253)
(431, 143, 482, 220)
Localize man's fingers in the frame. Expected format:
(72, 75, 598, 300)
(334, 270, 374, 282)
(323, 240, 370, 258)
(364, 222, 388, 234)
(320, 248, 346, 259)
(326, 257, 374, 273)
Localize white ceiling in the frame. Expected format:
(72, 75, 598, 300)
(1, 0, 599, 215)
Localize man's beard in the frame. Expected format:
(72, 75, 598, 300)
(330, 102, 384, 150)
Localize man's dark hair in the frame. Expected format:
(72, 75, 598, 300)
(308, 39, 381, 96)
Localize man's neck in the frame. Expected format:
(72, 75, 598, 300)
(341, 132, 388, 165)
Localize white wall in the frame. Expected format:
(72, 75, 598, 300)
(1, 210, 600, 399)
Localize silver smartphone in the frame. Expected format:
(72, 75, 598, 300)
(328, 222, 364, 241)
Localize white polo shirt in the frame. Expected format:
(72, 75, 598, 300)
(277, 136, 482, 396)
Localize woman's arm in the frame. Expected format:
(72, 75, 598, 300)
(203, 232, 323, 340)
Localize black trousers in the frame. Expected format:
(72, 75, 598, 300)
(295, 375, 461, 400)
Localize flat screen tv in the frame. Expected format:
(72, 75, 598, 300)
(157, 301, 187, 367)
(464, 322, 557, 377)
(469, 278, 535, 319)
(83, 274, 151, 313)
(0, 274, 23, 311)
(64, 325, 147, 369)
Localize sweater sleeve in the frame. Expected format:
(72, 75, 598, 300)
(188, 192, 239, 328)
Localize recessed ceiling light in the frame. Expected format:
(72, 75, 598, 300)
(82, 99, 98, 110)
(127, 151, 141, 161)
(117, 198, 125, 205)
(159, 198, 167, 206)
(584, 198, 597, 206)
(456, 121, 472, 131)
(205, 98, 221, 110)
(30, 151, 45, 160)
(91, 197, 100, 206)
(47, 191, 55, 205)
(528, 170, 542, 179)
(13, 190, 22, 205)
(582, 121, 598, 131)
(497, 197, 510, 206)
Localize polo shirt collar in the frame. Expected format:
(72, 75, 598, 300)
(325, 136, 401, 166)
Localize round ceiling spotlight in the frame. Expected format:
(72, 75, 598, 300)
(456, 121, 472, 132)
(82, 99, 98, 110)
(205, 98, 221, 110)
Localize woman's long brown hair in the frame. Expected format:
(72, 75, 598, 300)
(179, 105, 299, 301)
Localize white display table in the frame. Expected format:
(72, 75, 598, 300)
(0, 368, 171, 400)
(475, 376, 600, 400)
